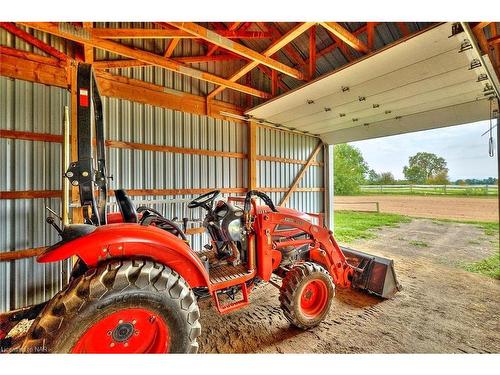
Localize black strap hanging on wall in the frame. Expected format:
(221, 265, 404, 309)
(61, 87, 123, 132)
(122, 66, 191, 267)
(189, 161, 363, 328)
(65, 63, 108, 226)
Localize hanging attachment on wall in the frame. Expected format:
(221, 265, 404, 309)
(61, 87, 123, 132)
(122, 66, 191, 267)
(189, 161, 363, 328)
(481, 97, 498, 158)
(449, 23, 464, 37)
(469, 59, 482, 70)
(458, 39, 472, 53)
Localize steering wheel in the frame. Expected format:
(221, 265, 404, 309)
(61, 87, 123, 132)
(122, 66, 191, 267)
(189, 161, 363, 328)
(188, 190, 220, 210)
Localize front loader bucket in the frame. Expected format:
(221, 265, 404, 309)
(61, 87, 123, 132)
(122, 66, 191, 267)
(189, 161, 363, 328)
(340, 246, 401, 299)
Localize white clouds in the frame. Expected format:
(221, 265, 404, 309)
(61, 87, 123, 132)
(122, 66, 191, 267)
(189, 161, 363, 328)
(350, 121, 498, 180)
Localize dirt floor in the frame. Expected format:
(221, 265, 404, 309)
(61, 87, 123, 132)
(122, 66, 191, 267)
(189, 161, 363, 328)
(335, 195, 499, 222)
(5, 219, 499, 354)
(195, 219, 499, 353)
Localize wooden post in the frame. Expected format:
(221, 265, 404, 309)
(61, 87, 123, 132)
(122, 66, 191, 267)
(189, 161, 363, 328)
(248, 121, 258, 190)
(70, 63, 84, 224)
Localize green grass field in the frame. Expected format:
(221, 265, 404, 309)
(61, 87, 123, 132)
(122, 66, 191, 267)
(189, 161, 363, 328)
(334, 211, 499, 279)
(333, 211, 411, 243)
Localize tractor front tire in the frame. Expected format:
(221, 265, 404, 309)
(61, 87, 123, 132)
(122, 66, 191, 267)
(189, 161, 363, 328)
(279, 262, 335, 329)
(21, 260, 201, 353)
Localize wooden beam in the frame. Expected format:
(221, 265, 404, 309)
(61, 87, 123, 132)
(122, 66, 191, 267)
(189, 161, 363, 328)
(91, 28, 271, 40)
(106, 140, 246, 159)
(0, 190, 62, 199)
(309, 25, 317, 80)
(328, 31, 355, 62)
(0, 129, 247, 160)
(0, 52, 69, 88)
(168, 22, 305, 80)
(472, 22, 491, 32)
(122, 188, 247, 196)
(490, 23, 500, 72)
(396, 22, 410, 37)
(0, 45, 63, 67)
(0, 51, 248, 122)
(279, 142, 323, 207)
(473, 25, 490, 55)
(261, 22, 307, 69)
(82, 22, 94, 63)
(93, 59, 150, 69)
(248, 121, 258, 190)
(320, 22, 369, 53)
(0, 22, 69, 61)
(19, 22, 270, 99)
(260, 187, 324, 193)
(0, 129, 63, 143)
(207, 22, 241, 57)
(489, 34, 500, 45)
(256, 155, 323, 167)
(93, 54, 244, 70)
(271, 69, 278, 96)
(0, 247, 47, 262)
(96, 70, 245, 122)
(367, 22, 376, 51)
(164, 38, 181, 58)
(0, 188, 248, 201)
(207, 22, 315, 100)
(317, 23, 375, 58)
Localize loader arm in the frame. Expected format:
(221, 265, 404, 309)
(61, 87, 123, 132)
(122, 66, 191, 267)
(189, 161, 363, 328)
(254, 211, 354, 287)
(255, 210, 401, 298)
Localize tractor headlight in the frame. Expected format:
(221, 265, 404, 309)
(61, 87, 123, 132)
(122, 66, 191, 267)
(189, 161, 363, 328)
(227, 219, 243, 241)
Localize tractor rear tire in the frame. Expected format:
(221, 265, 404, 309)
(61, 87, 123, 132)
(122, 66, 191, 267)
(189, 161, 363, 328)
(21, 259, 201, 353)
(279, 262, 335, 329)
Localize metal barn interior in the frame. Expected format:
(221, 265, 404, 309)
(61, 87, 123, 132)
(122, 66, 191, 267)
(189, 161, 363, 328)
(0, 21, 499, 313)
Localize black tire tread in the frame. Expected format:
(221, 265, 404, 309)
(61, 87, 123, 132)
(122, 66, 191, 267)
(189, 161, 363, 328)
(279, 262, 334, 329)
(21, 259, 201, 353)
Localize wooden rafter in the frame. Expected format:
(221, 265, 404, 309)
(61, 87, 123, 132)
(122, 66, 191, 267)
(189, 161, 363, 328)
(367, 22, 376, 51)
(327, 31, 355, 62)
(168, 22, 305, 80)
(164, 38, 181, 57)
(320, 22, 369, 53)
(19, 22, 270, 98)
(90, 28, 271, 40)
(93, 54, 244, 70)
(207, 22, 315, 100)
(264, 23, 307, 69)
(317, 23, 377, 59)
(206, 22, 241, 57)
(472, 22, 493, 56)
(279, 142, 323, 207)
(396, 22, 410, 37)
(0, 22, 68, 61)
(309, 25, 317, 80)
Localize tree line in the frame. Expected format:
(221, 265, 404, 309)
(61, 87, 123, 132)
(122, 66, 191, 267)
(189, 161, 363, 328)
(334, 144, 498, 195)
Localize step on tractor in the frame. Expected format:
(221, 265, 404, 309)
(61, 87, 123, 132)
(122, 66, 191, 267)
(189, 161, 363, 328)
(0, 64, 401, 354)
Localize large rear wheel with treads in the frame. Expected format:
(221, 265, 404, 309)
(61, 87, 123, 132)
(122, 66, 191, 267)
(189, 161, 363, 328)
(279, 262, 335, 329)
(21, 260, 201, 353)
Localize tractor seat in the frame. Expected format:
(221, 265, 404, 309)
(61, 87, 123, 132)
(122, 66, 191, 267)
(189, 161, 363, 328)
(115, 189, 138, 223)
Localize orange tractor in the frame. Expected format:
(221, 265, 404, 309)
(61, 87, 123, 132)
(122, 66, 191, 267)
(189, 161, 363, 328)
(0, 64, 400, 353)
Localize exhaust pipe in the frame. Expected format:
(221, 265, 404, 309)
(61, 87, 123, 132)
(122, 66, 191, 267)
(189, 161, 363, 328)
(341, 246, 401, 299)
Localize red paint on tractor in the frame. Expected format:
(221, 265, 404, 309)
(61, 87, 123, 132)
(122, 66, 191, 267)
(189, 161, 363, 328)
(71, 308, 169, 353)
(37, 223, 211, 289)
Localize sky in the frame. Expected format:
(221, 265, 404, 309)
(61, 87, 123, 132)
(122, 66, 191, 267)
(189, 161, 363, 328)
(349, 121, 499, 181)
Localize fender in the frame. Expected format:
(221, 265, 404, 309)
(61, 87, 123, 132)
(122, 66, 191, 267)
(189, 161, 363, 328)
(38, 223, 211, 289)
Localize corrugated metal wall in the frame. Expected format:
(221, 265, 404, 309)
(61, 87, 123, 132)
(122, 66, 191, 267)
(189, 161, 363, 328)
(0, 75, 324, 313)
(0, 77, 72, 312)
(257, 126, 324, 213)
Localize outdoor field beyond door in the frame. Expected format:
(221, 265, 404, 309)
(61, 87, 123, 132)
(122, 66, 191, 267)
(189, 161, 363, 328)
(335, 195, 499, 222)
